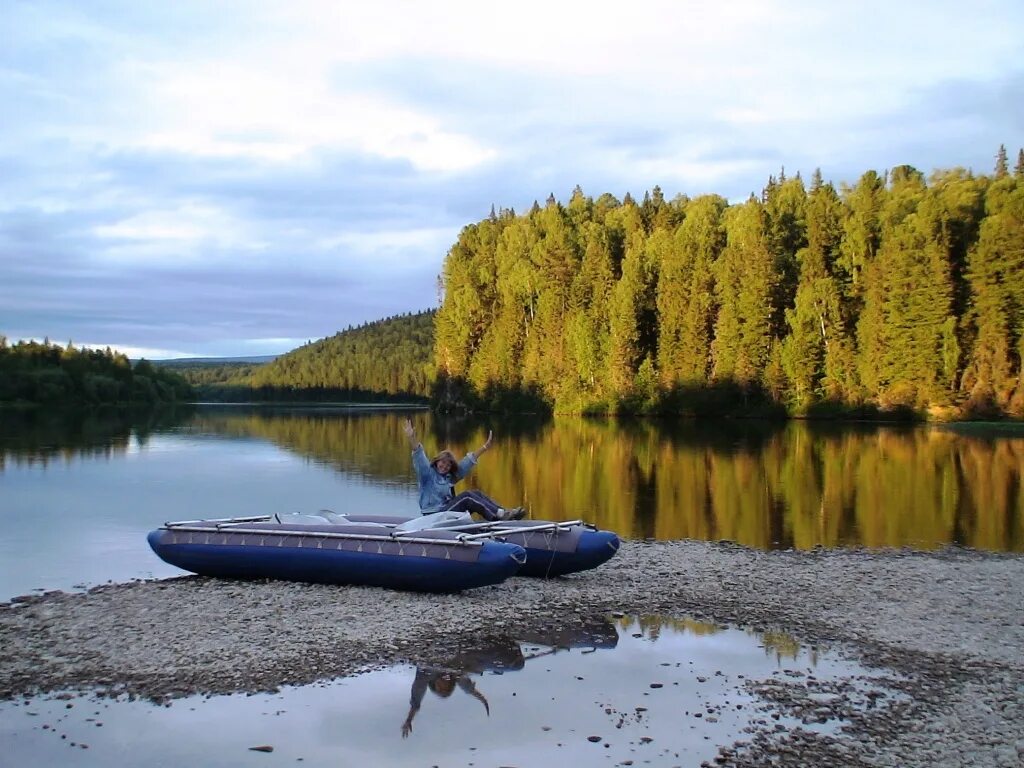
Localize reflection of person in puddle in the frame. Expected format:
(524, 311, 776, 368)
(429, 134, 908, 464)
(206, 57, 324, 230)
(401, 668, 490, 737)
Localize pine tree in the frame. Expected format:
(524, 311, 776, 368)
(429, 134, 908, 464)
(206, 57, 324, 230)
(712, 200, 775, 384)
(434, 222, 497, 380)
(781, 178, 850, 405)
(566, 224, 614, 401)
(607, 229, 650, 397)
(657, 195, 726, 386)
(764, 175, 808, 336)
(995, 144, 1009, 179)
(961, 177, 1024, 412)
(837, 170, 885, 311)
(859, 172, 956, 407)
(522, 202, 580, 397)
(485, 217, 537, 390)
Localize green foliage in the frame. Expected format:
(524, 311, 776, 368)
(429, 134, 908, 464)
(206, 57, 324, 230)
(163, 361, 266, 386)
(233, 311, 435, 402)
(433, 152, 1024, 417)
(21, 154, 1024, 419)
(961, 178, 1024, 413)
(0, 340, 193, 406)
(711, 199, 776, 383)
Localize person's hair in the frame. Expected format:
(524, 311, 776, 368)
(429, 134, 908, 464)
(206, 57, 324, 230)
(429, 674, 457, 696)
(430, 450, 458, 475)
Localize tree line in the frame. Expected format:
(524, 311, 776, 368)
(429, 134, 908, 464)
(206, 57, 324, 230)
(12, 148, 1024, 417)
(183, 311, 435, 402)
(0, 338, 194, 406)
(434, 147, 1024, 417)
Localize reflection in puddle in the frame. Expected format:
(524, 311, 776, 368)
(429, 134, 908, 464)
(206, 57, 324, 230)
(1, 615, 889, 767)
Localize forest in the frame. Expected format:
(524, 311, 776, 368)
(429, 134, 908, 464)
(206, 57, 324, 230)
(434, 147, 1024, 417)
(10, 150, 1024, 418)
(185, 311, 434, 402)
(0, 338, 194, 406)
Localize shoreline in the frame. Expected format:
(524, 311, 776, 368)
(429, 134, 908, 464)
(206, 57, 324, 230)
(2, 541, 1022, 766)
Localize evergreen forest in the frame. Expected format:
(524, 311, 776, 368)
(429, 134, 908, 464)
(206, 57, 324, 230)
(0, 338, 194, 406)
(435, 148, 1024, 418)
(188, 311, 434, 402)
(10, 150, 1024, 419)
(164, 360, 270, 388)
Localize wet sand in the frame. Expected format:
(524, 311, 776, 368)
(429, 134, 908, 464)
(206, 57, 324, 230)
(2, 540, 1022, 767)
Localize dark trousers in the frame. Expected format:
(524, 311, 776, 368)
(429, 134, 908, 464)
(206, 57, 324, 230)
(438, 490, 504, 521)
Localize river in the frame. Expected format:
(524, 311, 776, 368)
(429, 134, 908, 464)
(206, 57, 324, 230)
(1, 405, 1021, 600)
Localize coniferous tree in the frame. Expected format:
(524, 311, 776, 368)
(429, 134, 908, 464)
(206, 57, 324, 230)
(961, 174, 1024, 411)
(434, 224, 492, 379)
(607, 229, 648, 396)
(859, 168, 957, 407)
(837, 170, 885, 316)
(657, 195, 725, 386)
(782, 178, 853, 405)
(712, 199, 776, 384)
(764, 174, 808, 336)
(566, 221, 615, 402)
(429, 163, 1024, 416)
(475, 216, 536, 392)
(995, 144, 1009, 179)
(523, 201, 580, 397)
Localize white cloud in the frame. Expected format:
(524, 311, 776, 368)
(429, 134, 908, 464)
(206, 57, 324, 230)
(315, 226, 455, 261)
(91, 203, 261, 263)
(3, 0, 1022, 357)
(128, 60, 495, 172)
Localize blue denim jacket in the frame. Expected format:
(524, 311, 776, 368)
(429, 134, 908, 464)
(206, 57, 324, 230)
(412, 445, 477, 513)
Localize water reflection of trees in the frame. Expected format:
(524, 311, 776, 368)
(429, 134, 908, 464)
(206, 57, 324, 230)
(619, 615, 719, 641)
(0, 406, 195, 469)
(167, 410, 1024, 552)
(620, 615, 808, 664)
(187, 408, 422, 483)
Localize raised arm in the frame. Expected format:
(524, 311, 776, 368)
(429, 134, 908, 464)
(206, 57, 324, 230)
(475, 430, 493, 457)
(456, 430, 493, 480)
(402, 418, 421, 450)
(402, 668, 431, 738)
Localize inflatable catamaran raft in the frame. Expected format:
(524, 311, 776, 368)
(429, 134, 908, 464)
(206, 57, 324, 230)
(147, 511, 620, 592)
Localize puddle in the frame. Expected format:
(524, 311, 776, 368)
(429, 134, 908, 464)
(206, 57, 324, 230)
(1, 615, 895, 766)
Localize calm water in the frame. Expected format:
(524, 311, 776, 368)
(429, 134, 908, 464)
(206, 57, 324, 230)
(1, 405, 1022, 599)
(0, 616, 884, 767)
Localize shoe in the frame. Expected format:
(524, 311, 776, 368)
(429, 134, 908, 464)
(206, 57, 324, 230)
(506, 506, 526, 520)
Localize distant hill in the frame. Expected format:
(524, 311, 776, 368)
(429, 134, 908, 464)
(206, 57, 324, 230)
(156, 354, 279, 366)
(248, 311, 434, 399)
(175, 311, 435, 402)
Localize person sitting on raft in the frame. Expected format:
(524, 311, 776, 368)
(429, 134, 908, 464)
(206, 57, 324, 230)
(402, 418, 526, 521)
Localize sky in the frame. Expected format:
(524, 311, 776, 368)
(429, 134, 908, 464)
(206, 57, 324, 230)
(2, 0, 1022, 360)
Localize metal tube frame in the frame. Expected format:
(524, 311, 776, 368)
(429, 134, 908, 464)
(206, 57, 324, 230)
(162, 516, 596, 544)
(388, 519, 584, 538)
(166, 515, 272, 527)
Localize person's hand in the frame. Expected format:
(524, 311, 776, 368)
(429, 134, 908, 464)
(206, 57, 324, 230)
(478, 430, 493, 454)
(401, 719, 413, 738)
(402, 419, 415, 440)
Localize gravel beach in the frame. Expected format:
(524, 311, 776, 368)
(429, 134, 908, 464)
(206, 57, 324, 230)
(2, 540, 1022, 767)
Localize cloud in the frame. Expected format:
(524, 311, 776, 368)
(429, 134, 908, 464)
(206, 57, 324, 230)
(2, 1, 1022, 356)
